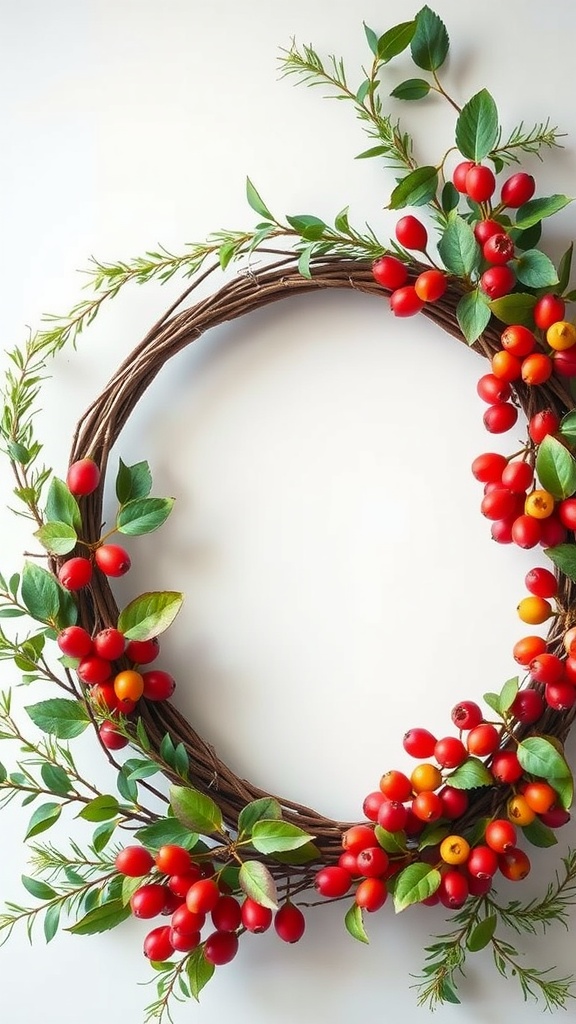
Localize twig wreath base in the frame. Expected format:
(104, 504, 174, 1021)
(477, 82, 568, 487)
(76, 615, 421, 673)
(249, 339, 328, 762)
(4, 6, 576, 1020)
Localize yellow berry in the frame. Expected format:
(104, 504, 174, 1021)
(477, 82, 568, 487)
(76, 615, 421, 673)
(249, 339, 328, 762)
(517, 595, 553, 625)
(546, 320, 576, 351)
(439, 835, 470, 865)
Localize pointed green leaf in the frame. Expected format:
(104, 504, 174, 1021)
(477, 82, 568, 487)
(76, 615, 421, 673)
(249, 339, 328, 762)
(78, 794, 120, 822)
(92, 820, 118, 853)
(246, 177, 273, 222)
(389, 165, 438, 208)
(363, 23, 378, 56)
(514, 249, 559, 289)
(44, 478, 82, 531)
(68, 899, 131, 935)
(374, 825, 408, 854)
(445, 756, 494, 789)
(499, 677, 519, 713)
(34, 521, 77, 556)
(21, 562, 61, 623)
(515, 195, 572, 229)
(186, 946, 215, 1001)
(297, 245, 314, 279)
(522, 818, 558, 848)
(511, 221, 542, 252)
(115, 458, 152, 504)
(25, 698, 90, 739)
(441, 181, 459, 213)
(559, 411, 576, 445)
(117, 590, 183, 641)
(393, 863, 441, 912)
(135, 818, 199, 851)
(169, 785, 223, 835)
(238, 859, 278, 910)
(21, 875, 57, 901)
(44, 902, 61, 943)
(334, 207, 350, 233)
(455, 90, 499, 162)
(270, 841, 321, 865)
(517, 738, 572, 805)
(117, 496, 174, 536)
(355, 79, 371, 104)
(355, 145, 388, 160)
(410, 6, 449, 71)
(438, 217, 480, 277)
(344, 902, 369, 943)
(557, 243, 574, 294)
(251, 819, 314, 855)
(488, 292, 537, 326)
(40, 763, 72, 796)
(390, 78, 430, 101)
(377, 21, 416, 62)
(545, 543, 576, 583)
(536, 435, 576, 500)
(25, 802, 61, 840)
(467, 914, 497, 952)
(238, 797, 282, 838)
(286, 214, 327, 241)
(456, 289, 491, 344)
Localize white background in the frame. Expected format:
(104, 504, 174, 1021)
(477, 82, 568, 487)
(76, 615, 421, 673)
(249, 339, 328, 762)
(1, 1, 576, 1022)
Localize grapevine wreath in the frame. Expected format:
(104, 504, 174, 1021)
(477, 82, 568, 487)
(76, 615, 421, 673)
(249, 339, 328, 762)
(3, 5, 576, 1019)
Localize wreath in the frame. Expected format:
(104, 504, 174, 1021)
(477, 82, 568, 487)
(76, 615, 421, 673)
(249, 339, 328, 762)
(2, 6, 576, 1019)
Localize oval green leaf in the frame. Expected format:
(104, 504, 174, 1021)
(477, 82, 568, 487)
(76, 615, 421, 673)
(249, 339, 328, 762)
(374, 825, 408, 854)
(445, 756, 493, 789)
(438, 217, 480, 277)
(535, 435, 576, 500)
(456, 289, 491, 344)
(68, 899, 131, 936)
(514, 249, 559, 289)
(393, 863, 441, 913)
(238, 859, 278, 910)
(78, 794, 120, 822)
(25, 698, 90, 739)
(246, 177, 274, 222)
(517, 737, 572, 793)
(455, 89, 499, 162)
(44, 477, 82, 531)
(467, 914, 497, 952)
(344, 902, 369, 943)
(186, 946, 215, 1001)
(25, 801, 62, 840)
(238, 797, 283, 838)
(390, 78, 430, 101)
(169, 784, 223, 835)
(34, 521, 78, 556)
(115, 458, 152, 504)
(488, 292, 537, 326)
(117, 496, 174, 536)
(522, 818, 558, 849)
(515, 194, 573, 230)
(377, 21, 416, 62)
(389, 165, 438, 209)
(544, 543, 576, 583)
(410, 6, 449, 71)
(117, 590, 184, 641)
(21, 562, 62, 623)
(250, 819, 315, 854)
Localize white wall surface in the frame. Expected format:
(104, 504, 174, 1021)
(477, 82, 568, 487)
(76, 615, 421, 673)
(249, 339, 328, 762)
(1, 1, 576, 1022)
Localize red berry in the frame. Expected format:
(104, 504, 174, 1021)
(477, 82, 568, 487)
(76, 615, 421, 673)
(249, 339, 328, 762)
(482, 403, 518, 434)
(452, 159, 475, 192)
(485, 819, 517, 853)
(552, 348, 576, 378)
(558, 498, 576, 530)
(115, 845, 155, 877)
(356, 846, 389, 878)
(501, 461, 533, 493)
(467, 723, 500, 757)
(341, 824, 375, 855)
(471, 452, 507, 484)
(511, 515, 542, 549)
(539, 806, 571, 828)
(314, 865, 353, 897)
(481, 487, 517, 521)
(274, 903, 305, 943)
(171, 904, 205, 934)
(377, 798, 408, 832)
(186, 878, 220, 915)
(467, 845, 498, 879)
(402, 727, 437, 759)
(414, 269, 447, 302)
(93, 627, 126, 661)
(241, 898, 273, 933)
(167, 870, 201, 898)
(57, 556, 92, 591)
(395, 215, 428, 251)
(57, 625, 93, 659)
(528, 409, 560, 444)
(490, 518, 514, 544)
(66, 458, 101, 496)
(77, 654, 112, 685)
(465, 164, 496, 202)
(142, 669, 176, 702)
(211, 895, 242, 932)
(94, 544, 131, 577)
(474, 219, 501, 244)
(131, 883, 170, 919)
(498, 847, 531, 881)
(155, 845, 193, 877)
(379, 770, 412, 802)
(501, 325, 536, 358)
(521, 352, 553, 385)
(483, 233, 514, 265)
(362, 790, 386, 821)
(509, 687, 544, 724)
(490, 750, 523, 784)
(451, 701, 483, 730)
(372, 255, 408, 291)
(480, 265, 516, 299)
(99, 721, 129, 749)
(545, 681, 576, 711)
(169, 927, 201, 952)
(529, 652, 564, 684)
(439, 869, 469, 908)
(433, 736, 467, 768)
(125, 637, 160, 665)
(438, 786, 469, 819)
(500, 172, 535, 208)
(204, 930, 239, 965)
(534, 294, 565, 331)
(389, 285, 425, 317)
(143, 925, 174, 961)
(355, 877, 388, 912)
(476, 373, 512, 404)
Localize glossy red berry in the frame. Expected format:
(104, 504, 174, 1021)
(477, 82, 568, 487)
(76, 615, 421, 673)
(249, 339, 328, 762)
(545, 681, 576, 711)
(480, 265, 516, 299)
(211, 895, 242, 932)
(57, 625, 93, 659)
(341, 824, 375, 855)
(115, 845, 155, 877)
(356, 846, 389, 878)
(465, 164, 496, 202)
(473, 219, 501, 244)
(482, 403, 518, 434)
(77, 654, 112, 685)
(452, 159, 475, 192)
(485, 819, 517, 853)
(529, 652, 564, 684)
(552, 348, 576, 377)
(171, 904, 205, 934)
(501, 324, 536, 358)
(511, 515, 541, 549)
(377, 798, 408, 832)
(395, 215, 428, 251)
(362, 790, 386, 822)
(389, 285, 424, 317)
(143, 925, 174, 961)
(466, 723, 500, 757)
(186, 878, 220, 915)
(501, 461, 533, 493)
(66, 458, 101, 496)
(500, 172, 535, 207)
(451, 701, 483, 730)
(528, 409, 560, 444)
(142, 669, 176, 702)
(403, 727, 437, 759)
(476, 374, 511, 404)
(483, 233, 514, 265)
(274, 903, 305, 943)
(131, 883, 169, 919)
(371, 255, 408, 290)
(94, 544, 131, 577)
(533, 294, 565, 331)
(125, 637, 160, 665)
(241, 898, 273, 933)
(509, 687, 545, 724)
(99, 721, 129, 749)
(314, 865, 353, 897)
(204, 929, 239, 965)
(490, 750, 523, 784)
(481, 487, 517, 521)
(433, 736, 467, 768)
(438, 869, 469, 909)
(155, 845, 193, 877)
(57, 556, 92, 591)
(414, 269, 447, 302)
(439, 786, 469, 819)
(467, 845, 498, 879)
(379, 770, 412, 802)
(93, 627, 126, 661)
(471, 452, 507, 484)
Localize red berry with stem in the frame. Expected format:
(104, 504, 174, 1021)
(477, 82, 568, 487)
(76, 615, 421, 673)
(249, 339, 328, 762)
(467, 845, 498, 879)
(372, 255, 408, 290)
(93, 627, 126, 661)
(480, 265, 516, 299)
(77, 655, 112, 685)
(131, 883, 170, 919)
(204, 930, 239, 965)
(491, 750, 523, 784)
(66, 457, 101, 496)
(403, 727, 437, 759)
(534, 294, 565, 330)
(355, 877, 388, 912)
(471, 452, 507, 484)
(476, 374, 512, 404)
(379, 770, 412, 802)
(389, 285, 424, 317)
(142, 669, 176, 701)
(377, 798, 408, 832)
(528, 409, 560, 444)
(414, 269, 447, 302)
(356, 846, 389, 878)
(501, 324, 536, 358)
(143, 925, 174, 961)
(99, 721, 129, 749)
(155, 845, 193, 877)
(485, 819, 517, 853)
(57, 625, 93, 659)
(395, 215, 428, 251)
(115, 845, 155, 877)
(274, 903, 305, 943)
(241, 898, 273, 933)
(509, 687, 544, 724)
(125, 637, 160, 665)
(500, 172, 535, 207)
(94, 544, 131, 577)
(211, 895, 242, 932)
(474, 219, 501, 244)
(58, 556, 92, 591)
(451, 700, 483, 731)
(499, 847, 531, 881)
(511, 515, 542, 549)
(452, 159, 475, 192)
(465, 164, 496, 202)
(483, 233, 514, 265)
(433, 736, 467, 768)
(501, 461, 533, 493)
(314, 865, 353, 897)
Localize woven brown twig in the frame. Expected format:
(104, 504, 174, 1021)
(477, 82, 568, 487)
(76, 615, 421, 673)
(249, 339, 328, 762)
(65, 253, 576, 867)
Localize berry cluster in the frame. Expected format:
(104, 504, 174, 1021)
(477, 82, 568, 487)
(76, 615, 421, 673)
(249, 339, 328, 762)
(115, 842, 306, 965)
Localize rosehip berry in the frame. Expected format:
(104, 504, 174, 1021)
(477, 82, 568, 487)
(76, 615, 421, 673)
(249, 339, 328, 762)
(356, 846, 389, 878)
(521, 352, 553, 385)
(93, 627, 126, 661)
(410, 763, 442, 793)
(533, 293, 565, 330)
(501, 324, 536, 358)
(395, 215, 428, 251)
(528, 409, 560, 444)
(274, 902, 305, 943)
(511, 514, 542, 549)
(483, 233, 514, 265)
(341, 824, 375, 855)
(204, 930, 239, 965)
(483, 403, 518, 434)
(471, 452, 507, 484)
(414, 269, 447, 302)
(379, 770, 412, 802)
(490, 750, 523, 784)
(314, 865, 353, 897)
(338, 851, 359, 876)
(211, 895, 242, 932)
(131, 883, 170, 919)
(402, 727, 436, 759)
(485, 819, 517, 854)
(186, 878, 220, 915)
(58, 556, 92, 591)
(452, 159, 475, 192)
(517, 595, 553, 625)
(474, 219, 501, 245)
(491, 349, 522, 382)
(371, 255, 408, 290)
(99, 720, 128, 749)
(57, 625, 93, 659)
(411, 791, 443, 822)
(143, 925, 174, 961)
(438, 869, 469, 909)
(465, 164, 496, 202)
(155, 845, 193, 877)
(481, 487, 517, 520)
(142, 669, 176, 702)
(451, 700, 483, 730)
(439, 835, 470, 866)
(498, 847, 531, 881)
(552, 348, 576, 377)
(476, 373, 512, 404)
(558, 497, 576, 530)
(545, 681, 576, 711)
(501, 461, 533, 493)
(539, 806, 571, 828)
(115, 845, 155, 877)
(433, 736, 467, 768)
(523, 781, 557, 814)
(90, 682, 125, 713)
(66, 457, 101, 496)
(362, 790, 386, 821)
(500, 172, 535, 207)
(512, 635, 547, 665)
(94, 544, 131, 577)
(480, 265, 516, 299)
(241, 898, 273, 933)
(466, 723, 500, 757)
(167, 870, 201, 898)
(439, 786, 469, 819)
(389, 285, 425, 317)
(77, 655, 112, 685)
(529, 652, 564, 684)
(169, 927, 201, 952)
(377, 798, 408, 832)
(125, 637, 160, 665)
(355, 877, 388, 912)
(467, 845, 498, 879)
(509, 687, 545, 724)
(490, 518, 514, 544)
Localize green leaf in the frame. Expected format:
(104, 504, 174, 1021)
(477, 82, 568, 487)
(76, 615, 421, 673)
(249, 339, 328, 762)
(356, 79, 371, 105)
(536, 435, 576, 500)
(115, 458, 152, 504)
(270, 841, 321, 865)
(499, 677, 519, 713)
(21, 875, 57, 901)
(545, 543, 576, 583)
(363, 23, 378, 56)
(238, 797, 282, 838)
(126, 759, 160, 781)
(334, 207, 350, 233)
(514, 249, 559, 289)
(0, 762, 7, 783)
(438, 217, 480, 277)
(344, 902, 369, 943)
(389, 165, 438, 209)
(44, 478, 82, 531)
(455, 90, 499, 162)
(169, 785, 223, 835)
(34, 521, 77, 556)
(515, 195, 572, 230)
(297, 245, 314, 279)
(286, 214, 327, 241)
(40, 763, 72, 796)
(510, 221, 542, 252)
(55, 585, 78, 630)
(456, 289, 491, 344)
(92, 820, 117, 852)
(488, 292, 537, 326)
(551, 775, 573, 812)
(390, 78, 430, 101)
(44, 902, 61, 943)
(377, 21, 416, 62)
(446, 757, 494, 789)
(441, 181, 459, 213)
(522, 818, 558, 848)
(218, 241, 236, 271)
(250, 819, 315, 855)
(78, 794, 120, 822)
(440, 981, 461, 1005)
(26, 698, 90, 739)
(21, 562, 61, 623)
(393, 863, 441, 912)
(117, 496, 174, 536)
(246, 177, 273, 222)
(7, 440, 31, 463)
(238, 860, 278, 910)
(467, 914, 497, 952)
(186, 946, 215, 1001)
(68, 899, 131, 936)
(374, 825, 408, 854)
(418, 824, 449, 850)
(135, 818, 199, 851)
(560, 410, 576, 446)
(25, 802, 61, 840)
(117, 590, 183, 641)
(410, 5, 449, 71)
(355, 145, 388, 160)
(557, 243, 574, 294)
(116, 766, 139, 803)
(517, 738, 572, 805)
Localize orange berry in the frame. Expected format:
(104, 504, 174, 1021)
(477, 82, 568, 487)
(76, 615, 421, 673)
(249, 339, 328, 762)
(524, 489, 555, 519)
(439, 835, 470, 865)
(410, 763, 442, 793)
(546, 320, 576, 351)
(113, 669, 145, 703)
(507, 794, 536, 826)
(491, 350, 522, 381)
(522, 781, 557, 814)
(521, 352, 553, 385)
(517, 596, 554, 625)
